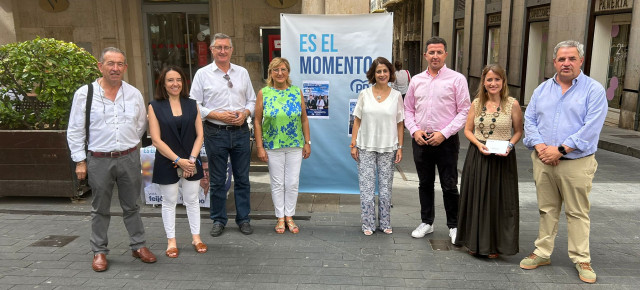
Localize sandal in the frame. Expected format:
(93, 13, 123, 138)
(192, 242, 207, 254)
(285, 217, 299, 234)
(488, 253, 499, 259)
(275, 218, 285, 234)
(383, 228, 393, 234)
(363, 229, 373, 236)
(165, 247, 179, 258)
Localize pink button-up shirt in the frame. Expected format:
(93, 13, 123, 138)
(404, 65, 470, 139)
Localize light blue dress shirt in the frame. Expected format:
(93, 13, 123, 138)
(523, 71, 608, 159)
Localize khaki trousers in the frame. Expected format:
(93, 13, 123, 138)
(530, 151, 597, 263)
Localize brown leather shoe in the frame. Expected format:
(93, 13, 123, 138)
(132, 247, 157, 263)
(92, 253, 108, 272)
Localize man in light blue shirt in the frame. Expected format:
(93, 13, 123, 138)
(519, 40, 607, 284)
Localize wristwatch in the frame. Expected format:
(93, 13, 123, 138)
(558, 145, 567, 155)
(306, 140, 311, 145)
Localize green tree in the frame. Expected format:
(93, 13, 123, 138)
(0, 37, 100, 129)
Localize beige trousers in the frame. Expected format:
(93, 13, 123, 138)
(530, 151, 597, 263)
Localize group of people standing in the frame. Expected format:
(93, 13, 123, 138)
(67, 32, 607, 284)
(67, 33, 312, 272)
(351, 37, 607, 285)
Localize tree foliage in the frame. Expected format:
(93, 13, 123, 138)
(0, 37, 100, 129)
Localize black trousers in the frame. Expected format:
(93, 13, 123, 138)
(412, 133, 460, 228)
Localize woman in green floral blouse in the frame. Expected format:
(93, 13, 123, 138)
(254, 57, 311, 234)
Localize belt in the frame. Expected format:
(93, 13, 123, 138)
(560, 153, 593, 161)
(205, 122, 248, 130)
(89, 147, 137, 158)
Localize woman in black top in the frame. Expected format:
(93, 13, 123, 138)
(148, 66, 206, 258)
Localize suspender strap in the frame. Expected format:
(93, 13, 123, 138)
(85, 83, 93, 153)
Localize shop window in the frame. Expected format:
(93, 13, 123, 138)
(146, 12, 211, 96)
(487, 27, 500, 64)
(455, 29, 464, 72)
(606, 24, 629, 109)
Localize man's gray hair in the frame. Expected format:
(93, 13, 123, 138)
(210, 33, 233, 48)
(553, 40, 584, 59)
(99, 47, 126, 63)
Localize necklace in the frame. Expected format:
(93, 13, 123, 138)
(478, 106, 500, 138)
(373, 85, 388, 101)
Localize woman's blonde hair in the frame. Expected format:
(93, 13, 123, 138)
(266, 57, 292, 88)
(475, 64, 509, 114)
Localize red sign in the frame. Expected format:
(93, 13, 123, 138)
(197, 42, 208, 67)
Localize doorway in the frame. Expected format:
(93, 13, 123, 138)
(142, 3, 211, 99)
(590, 14, 631, 110)
(523, 21, 548, 105)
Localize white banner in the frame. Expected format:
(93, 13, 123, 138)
(281, 13, 393, 193)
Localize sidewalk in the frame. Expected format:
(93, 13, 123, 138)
(598, 125, 640, 159)
(0, 128, 639, 289)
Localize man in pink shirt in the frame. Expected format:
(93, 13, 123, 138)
(404, 37, 470, 244)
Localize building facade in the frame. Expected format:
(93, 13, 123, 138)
(384, 0, 640, 131)
(0, 0, 369, 102)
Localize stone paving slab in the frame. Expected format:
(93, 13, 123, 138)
(0, 130, 640, 288)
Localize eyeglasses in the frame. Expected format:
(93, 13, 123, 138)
(99, 84, 129, 124)
(272, 68, 288, 73)
(103, 61, 126, 68)
(223, 74, 233, 88)
(212, 46, 232, 51)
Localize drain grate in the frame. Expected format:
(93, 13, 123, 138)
(611, 134, 640, 138)
(429, 239, 452, 251)
(30, 235, 78, 247)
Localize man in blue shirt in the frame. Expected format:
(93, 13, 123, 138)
(519, 40, 607, 284)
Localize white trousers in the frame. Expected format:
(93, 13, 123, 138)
(266, 147, 303, 218)
(159, 179, 201, 239)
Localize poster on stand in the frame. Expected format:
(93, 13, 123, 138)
(348, 99, 357, 136)
(141, 145, 211, 207)
(281, 13, 392, 193)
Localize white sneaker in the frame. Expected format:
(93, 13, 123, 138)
(449, 228, 457, 244)
(411, 223, 433, 238)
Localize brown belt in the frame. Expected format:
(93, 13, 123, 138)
(89, 147, 137, 158)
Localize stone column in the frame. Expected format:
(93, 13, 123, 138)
(302, 0, 325, 14)
(0, 0, 17, 45)
(302, 0, 368, 15)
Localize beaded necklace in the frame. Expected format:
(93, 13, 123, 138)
(478, 106, 500, 138)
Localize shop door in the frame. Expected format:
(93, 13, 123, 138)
(590, 14, 631, 111)
(606, 23, 630, 109)
(405, 41, 421, 76)
(523, 21, 548, 105)
(143, 4, 210, 98)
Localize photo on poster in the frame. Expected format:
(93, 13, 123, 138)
(141, 145, 211, 207)
(348, 98, 357, 136)
(303, 80, 329, 119)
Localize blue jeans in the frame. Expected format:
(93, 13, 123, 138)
(203, 123, 251, 226)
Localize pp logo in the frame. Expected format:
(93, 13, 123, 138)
(350, 79, 370, 93)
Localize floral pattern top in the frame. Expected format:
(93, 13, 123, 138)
(261, 85, 304, 149)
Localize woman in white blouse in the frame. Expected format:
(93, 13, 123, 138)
(350, 57, 405, 235)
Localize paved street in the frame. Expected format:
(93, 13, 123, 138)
(0, 126, 639, 289)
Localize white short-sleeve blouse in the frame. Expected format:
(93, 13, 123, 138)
(353, 87, 405, 153)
